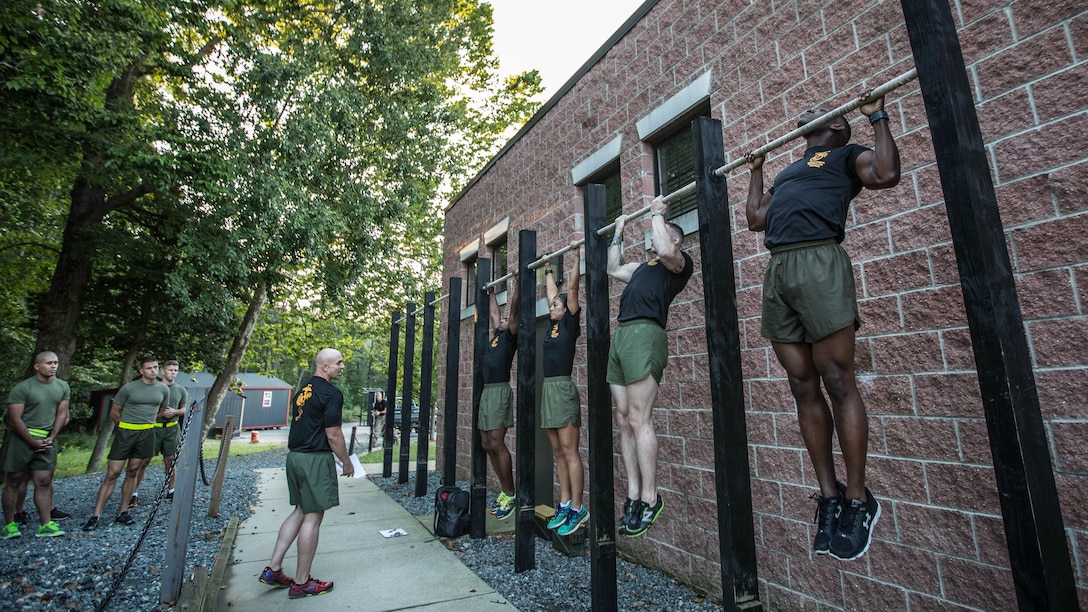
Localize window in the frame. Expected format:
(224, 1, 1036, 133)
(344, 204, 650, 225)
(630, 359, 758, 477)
(465, 255, 478, 307)
(491, 237, 508, 285)
(654, 124, 698, 220)
(580, 161, 622, 235)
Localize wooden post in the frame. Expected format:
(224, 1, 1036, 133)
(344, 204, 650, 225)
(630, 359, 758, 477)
(471, 258, 492, 538)
(416, 290, 437, 497)
(693, 116, 761, 610)
(442, 277, 463, 486)
(160, 403, 203, 604)
(399, 302, 417, 484)
(207, 415, 234, 518)
(582, 183, 618, 611)
(384, 311, 400, 478)
(899, 1, 1077, 607)
(514, 230, 537, 572)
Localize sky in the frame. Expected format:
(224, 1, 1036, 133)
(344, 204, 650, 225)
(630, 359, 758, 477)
(487, 0, 648, 100)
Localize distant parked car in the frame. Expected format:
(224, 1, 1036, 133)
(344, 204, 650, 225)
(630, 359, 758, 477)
(392, 399, 420, 430)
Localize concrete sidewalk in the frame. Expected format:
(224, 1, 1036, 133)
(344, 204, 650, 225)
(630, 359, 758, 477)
(216, 465, 517, 611)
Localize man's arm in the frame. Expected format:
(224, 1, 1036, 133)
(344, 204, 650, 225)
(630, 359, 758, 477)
(109, 402, 122, 425)
(746, 154, 772, 232)
(855, 95, 901, 189)
(567, 244, 581, 314)
(488, 283, 500, 333)
(607, 214, 639, 283)
(544, 258, 559, 304)
(49, 400, 69, 443)
(648, 196, 685, 273)
(506, 278, 519, 336)
(6, 403, 46, 450)
(325, 425, 354, 477)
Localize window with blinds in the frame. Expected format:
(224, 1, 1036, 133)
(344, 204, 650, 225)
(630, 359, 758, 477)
(654, 124, 698, 220)
(465, 256, 478, 307)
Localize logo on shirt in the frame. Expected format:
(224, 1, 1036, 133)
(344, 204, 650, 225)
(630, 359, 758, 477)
(551, 323, 559, 338)
(647, 256, 660, 266)
(808, 151, 829, 168)
(491, 335, 499, 348)
(294, 384, 312, 421)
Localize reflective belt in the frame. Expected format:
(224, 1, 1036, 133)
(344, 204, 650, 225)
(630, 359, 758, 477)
(27, 428, 50, 438)
(153, 421, 179, 428)
(118, 422, 154, 431)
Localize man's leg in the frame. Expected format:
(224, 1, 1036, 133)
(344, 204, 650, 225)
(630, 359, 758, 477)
(2, 472, 28, 524)
(480, 427, 514, 494)
(30, 470, 53, 526)
(118, 458, 149, 515)
(624, 376, 661, 503)
(557, 424, 584, 510)
(91, 460, 126, 517)
(293, 510, 325, 583)
(610, 383, 641, 501)
(164, 454, 176, 490)
(545, 428, 570, 503)
(810, 326, 868, 501)
(771, 340, 841, 499)
(268, 506, 305, 573)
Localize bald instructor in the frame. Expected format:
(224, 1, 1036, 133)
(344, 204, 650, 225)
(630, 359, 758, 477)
(258, 348, 352, 599)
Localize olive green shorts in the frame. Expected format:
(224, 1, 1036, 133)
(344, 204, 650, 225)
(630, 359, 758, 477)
(479, 383, 514, 431)
(761, 239, 861, 344)
(1, 431, 57, 473)
(109, 427, 155, 461)
(606, 319, 668, 385)
(540, 376, 581, 429)
(286, 451, 339, 514)
(154, 424, 180, 456)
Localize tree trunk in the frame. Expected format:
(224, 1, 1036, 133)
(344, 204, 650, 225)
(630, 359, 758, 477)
(85, 347, 140, 473)
(202, 282, 268, 437)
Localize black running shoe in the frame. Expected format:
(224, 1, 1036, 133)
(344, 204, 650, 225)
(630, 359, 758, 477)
(115, 511, 136, 526)
(50, 507, 71, 521)
(626, 495, 664, 538)
(13, 511, 28, 526)
(811, 482, 846, 555)
(82, 516, 99, 532)
(829, 489, 881, 561)
(128, 495, 138, 508)
(618, 498, 638, 536)
(166, 490, 174, 501)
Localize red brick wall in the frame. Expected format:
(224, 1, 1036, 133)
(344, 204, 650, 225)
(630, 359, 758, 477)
(437, 0, 1088, 608)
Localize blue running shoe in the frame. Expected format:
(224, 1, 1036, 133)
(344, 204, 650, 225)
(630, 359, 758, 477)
(557, 506, 589, 537)
(547, 503, 571, 530)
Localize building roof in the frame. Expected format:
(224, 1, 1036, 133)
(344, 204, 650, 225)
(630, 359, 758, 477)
(180, 371, 291, 389)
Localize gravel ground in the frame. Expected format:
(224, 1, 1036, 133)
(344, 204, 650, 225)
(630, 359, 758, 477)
(369, 470, 724, 611)
(0, 443, 276, 611)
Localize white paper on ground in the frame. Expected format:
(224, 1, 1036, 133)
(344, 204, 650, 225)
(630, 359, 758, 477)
(333, 453, 366, 478)
(379, 528, 408, 538)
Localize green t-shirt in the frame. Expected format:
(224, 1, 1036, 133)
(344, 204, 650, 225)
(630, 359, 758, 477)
(114, 379, 170, 425)
(162, 383, 189, 424)
(6, 377, 70, 431)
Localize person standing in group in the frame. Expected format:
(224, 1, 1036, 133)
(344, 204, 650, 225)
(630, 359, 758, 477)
(479, 270, 518, 520)
(541, 244, 587, 537)
(258, 348, 352, 599)
(83, 357, 170, 531)
(1, 351, 70, 539)
(369, 390, 387, 452)
(606, 196, 694, 538)
(132, 360, 189, 505)
(745, 96, 900, 561)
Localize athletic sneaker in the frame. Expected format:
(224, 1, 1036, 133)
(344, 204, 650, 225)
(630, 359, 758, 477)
(115, 511, 136, 526)
(13, 511, 28, 526)
(811, 481, 846, 555)
(82, 516, 99, 532)
(50, 507, 70, 521)
(489, 492, 506, 516)
(258, 566, 292, 588)
(128, 494, 138, 508)
(35, 521, 64, 538)
(494, 491, 515, 521)
(166, 490, 175, 501)
(557, 506, 589, 537)
(829, 489, 881, 561)
(626, 495, 664, 538)
(288, 577, 334, 599)
(1, 522, 21, 540)
(547, 503, 572, 530)
(618, 498, 637, 536)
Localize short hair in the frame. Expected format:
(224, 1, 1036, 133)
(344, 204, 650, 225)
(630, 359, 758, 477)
(164, 360, 179, 368)
(34, 351, 57, 365)
(665, 222, 685, 242)
(139, 356, 157, 367)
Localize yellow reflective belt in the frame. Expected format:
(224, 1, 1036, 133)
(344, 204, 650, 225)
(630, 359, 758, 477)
(118, 422, 154, 431)
(153, 421, 179, 428)
(27, 428, 50, 438)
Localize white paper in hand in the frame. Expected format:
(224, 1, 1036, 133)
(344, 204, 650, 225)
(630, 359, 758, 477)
(333, 453, 366, 478)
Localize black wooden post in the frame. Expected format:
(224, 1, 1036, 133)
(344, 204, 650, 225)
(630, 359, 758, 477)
(693, 116, 762, 610)
(442, 278, 463, 486)
(900, 1, 1077, 608)
(583, 183, 618, 611)
(471, 258, 492, 538)
(515, 230, 537, 573)
(416, 291, 437, 497)
(383, 311, 401, 478)
(399, 302, 417, 484)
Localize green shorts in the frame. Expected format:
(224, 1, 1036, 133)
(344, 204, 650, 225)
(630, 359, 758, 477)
(286, 451, 339, 513)
(1, 430, 57, 473)
(761, 239, 861, 343)
(479, 383, 513, 431)
(606, 319, 668, 385)
(108, 427, 155, 461)
(540, 376, 581, 429)
(154, 423, 181, 456)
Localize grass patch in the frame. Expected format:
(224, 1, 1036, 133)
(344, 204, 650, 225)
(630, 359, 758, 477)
(359, 441, 436, 464)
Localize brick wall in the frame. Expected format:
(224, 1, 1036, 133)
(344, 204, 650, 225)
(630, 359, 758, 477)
(437, 0, 1088, 608)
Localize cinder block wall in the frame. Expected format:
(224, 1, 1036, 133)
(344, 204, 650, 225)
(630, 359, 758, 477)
(437, 0, 1088, 608)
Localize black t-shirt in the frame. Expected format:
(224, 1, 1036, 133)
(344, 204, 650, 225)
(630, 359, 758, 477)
(287, 376, 343, 453)
(373, 398, 387, 415)
(482, 328, 517, 384)
(617, 251, 694, 328)
(542, 306, 581, 377)
(763, 144, 868, 248)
